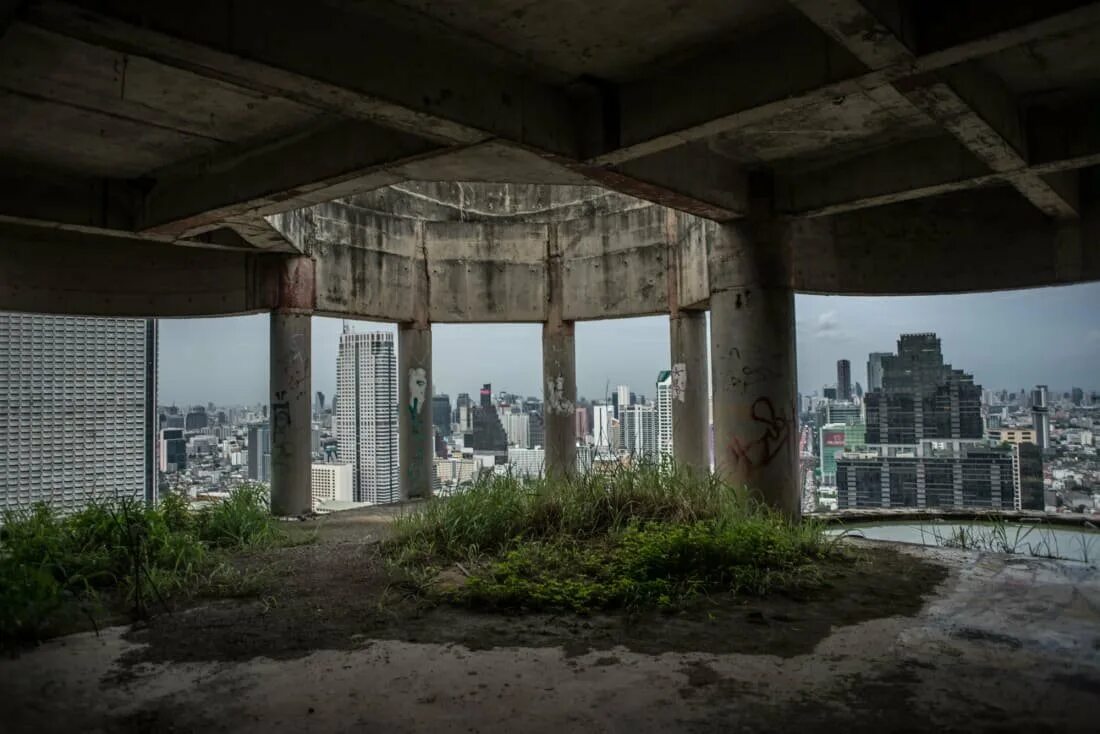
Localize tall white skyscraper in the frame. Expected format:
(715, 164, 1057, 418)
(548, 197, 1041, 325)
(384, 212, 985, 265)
(656, 370, 673, 459)
(0, 313, 157, 513)
(499, 410, 530, 449)
(336, 329, 399, 504)
(621, 404, 658, 460)
(593, 404, 613, 455)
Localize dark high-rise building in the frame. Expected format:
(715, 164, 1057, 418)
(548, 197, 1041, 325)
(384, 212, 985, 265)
(185, 406, 208, 431)
(864, 333, 982, 444)
(432, 393, 452, 437)
(468, 404, 508, 455)
(836, 333, 1041, 511)
(316, 391, 325, 412)
(837, 359, 852, 401)
(1031, 385, 1050, 452)
(837, 444, 1034, 511)
(247, 423, 271, 482)
(159, 428, 186, 473)
(479, 383, 492, 409)
(823, 387, 838, 401)
(1071, 387, 1084, 406)
(1017, 442, 1044, 510)
(866, 352, 890, 393)
(528, 411, 545, 449)
(455, 392, 473, 432)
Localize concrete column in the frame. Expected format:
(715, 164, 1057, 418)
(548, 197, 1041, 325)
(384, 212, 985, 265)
(543, 319, 577, 478)
(543, 225, 576, 479)
(399, 323, 433, 499)
(669, 309, 710, 472)
(709, 217, 800, 519)
(270, 256, 314, 516)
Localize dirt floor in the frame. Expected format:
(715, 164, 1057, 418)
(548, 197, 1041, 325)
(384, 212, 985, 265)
(4, 507, 1099, 733)
(123, 530, 945, 665)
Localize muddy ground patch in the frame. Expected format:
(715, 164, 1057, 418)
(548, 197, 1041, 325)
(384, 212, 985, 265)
(123, 539, 947, 666)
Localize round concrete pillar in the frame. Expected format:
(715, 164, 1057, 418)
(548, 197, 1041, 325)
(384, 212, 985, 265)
(269, 310, 312, 516)
(669, 309, 711, 472)
(709, 221, 800, 519)
(542, 319, 577, 479)
(399, 323, 434, 500)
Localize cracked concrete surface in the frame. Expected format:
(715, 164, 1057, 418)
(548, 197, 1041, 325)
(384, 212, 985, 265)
(3, 543, 1098, 733)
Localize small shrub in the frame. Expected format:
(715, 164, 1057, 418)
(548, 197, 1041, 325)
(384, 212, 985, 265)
(0, 483, 285, 646)
(196, 484, 283, 549)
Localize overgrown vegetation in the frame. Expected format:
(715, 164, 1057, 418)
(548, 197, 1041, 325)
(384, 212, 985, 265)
(386, 462, 837, 612)
(0, 484, 285, 645)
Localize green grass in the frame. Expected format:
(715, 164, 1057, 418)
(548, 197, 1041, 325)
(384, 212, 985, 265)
(386, 462, 835, 612)
(0, 484, 285, 645)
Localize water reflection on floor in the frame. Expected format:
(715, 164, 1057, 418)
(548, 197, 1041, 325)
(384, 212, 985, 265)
(829, 521, 1100, 563)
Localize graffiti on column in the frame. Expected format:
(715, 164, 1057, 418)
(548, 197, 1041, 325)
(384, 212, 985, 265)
(728, 364, 782, 396)
(728, 397, 791, 472)
(406, 367, 428, 487)
(546, 375, 574, 416)
(671, 363, 687, 403)
(271, 394, 291, 459)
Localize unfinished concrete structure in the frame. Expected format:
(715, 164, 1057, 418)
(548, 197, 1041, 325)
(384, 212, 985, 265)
(2, 0, 1100, 515)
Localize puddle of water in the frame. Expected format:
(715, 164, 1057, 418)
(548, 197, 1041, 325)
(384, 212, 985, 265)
(828, 522, 1100, 562)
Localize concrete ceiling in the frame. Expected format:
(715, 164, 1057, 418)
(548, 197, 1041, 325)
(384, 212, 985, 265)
(371, 0, 785, 82)
(0, 0, 1098, 309)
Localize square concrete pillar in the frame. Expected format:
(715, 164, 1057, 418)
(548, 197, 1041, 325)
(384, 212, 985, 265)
(399, 323, 434, 500)
(669, 309, 711, 472)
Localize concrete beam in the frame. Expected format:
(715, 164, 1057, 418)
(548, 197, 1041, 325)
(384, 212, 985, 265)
(25, 0, 576, 154)
(789, 0, 1082, 219)
(790, 187, 1099, 294)
(898, 67, 1080, 219)
(596, 2, 1100, 165)
(0, 221, 284, 316)
(140, 120, 448, 237)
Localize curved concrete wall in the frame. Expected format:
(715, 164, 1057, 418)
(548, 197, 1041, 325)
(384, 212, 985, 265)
(3, 187, 1096, 320)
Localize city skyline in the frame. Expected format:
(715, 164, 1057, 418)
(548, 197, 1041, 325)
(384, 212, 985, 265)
(157, 283, 1100, 405)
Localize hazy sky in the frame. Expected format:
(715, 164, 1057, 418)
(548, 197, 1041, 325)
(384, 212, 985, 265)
(157, 283, 1100, 406)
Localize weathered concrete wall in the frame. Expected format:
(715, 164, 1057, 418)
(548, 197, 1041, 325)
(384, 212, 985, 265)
(560, 205, 670, 320)
(0, 223, 279, 317)
(426, 221, 547, 322)
(299, 202, 421, 322)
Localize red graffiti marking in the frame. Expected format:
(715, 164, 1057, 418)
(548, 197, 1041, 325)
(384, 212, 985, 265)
(728, 397, 791, 473)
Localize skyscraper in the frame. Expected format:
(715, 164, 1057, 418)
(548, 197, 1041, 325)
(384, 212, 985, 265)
(574, 406, 589, 441)
(1031, 385, 1050, 452)
(337, 330, 399, 504)
(247, 423, 271, 483)
(866, 352, 890, 392)
(621, 404, 659, 460)
(837, 359, 852, 401)
(185, 406, 208, 431)
(0, 313, 157, 512)
(593, 404, 613, 454)
(837, 333, 1040, 511)
(615, 385, 630, 419)
(159, 428, 186, 473)
(864, 333, 982, 444)
(432, 393, 452, 437)
(656, 370, 673, 459)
